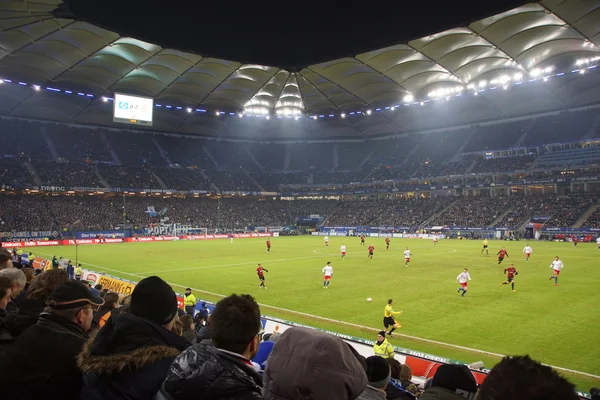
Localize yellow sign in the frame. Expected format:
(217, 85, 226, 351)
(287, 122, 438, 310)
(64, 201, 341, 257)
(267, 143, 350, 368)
(97, 275, 136, 296)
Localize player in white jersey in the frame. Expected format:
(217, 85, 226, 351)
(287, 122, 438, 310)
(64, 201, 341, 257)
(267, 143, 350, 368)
(403, 248, 412, 267)
(324, 236, 329, 247)
(549, 256, 563, 286)
(456, 268, 472, 296)
(433, 236, 438, 245)
(340, 244, 347, 259)
(597, 237, 600, 250)
(522, 244, 532, 262)
(322, 261, 333, 288)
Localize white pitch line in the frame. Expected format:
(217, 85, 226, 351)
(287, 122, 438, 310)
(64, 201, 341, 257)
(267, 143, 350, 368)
(30, 249, 600, 380)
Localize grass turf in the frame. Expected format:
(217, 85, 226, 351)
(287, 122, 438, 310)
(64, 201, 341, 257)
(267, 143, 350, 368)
(25, 236, 600, 390)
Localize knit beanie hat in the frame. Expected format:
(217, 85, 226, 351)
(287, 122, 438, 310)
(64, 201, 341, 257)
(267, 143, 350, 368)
(365, 356, 391, 389)
(130, 276, 178, 326)
(431, 364, 478, 395)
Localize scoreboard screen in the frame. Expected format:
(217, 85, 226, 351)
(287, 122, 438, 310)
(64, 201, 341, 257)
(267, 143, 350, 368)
(113, 93, 154, 126)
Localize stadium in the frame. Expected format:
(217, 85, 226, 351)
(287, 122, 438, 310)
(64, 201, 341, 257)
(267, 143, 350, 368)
(0, 0, 599, 398)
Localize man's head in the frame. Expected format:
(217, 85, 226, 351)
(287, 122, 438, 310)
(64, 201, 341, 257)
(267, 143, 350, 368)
(327, 261, 331, 266)
(0, 248, 13, 270)
(478, 355, 578, 400)
(210, 293, 261, 359)
(46, 281, 104, 332)
(0, 275, 13, 309)
(180, 314, 195, 331)
(185, 288, 191, 295)
(130, 276, 178, 330)
(94, 284, 102, 291)
(377, 330, 386, 342)
(258, 263, 262, 268)
(388, 357, 401, 380)
(103, 292, 119, 310)
(21, 267, 35, 284)
(0, 268, 26, 299)
(400, 364, 412, 381)
(388, 298, 393, 305)
(555, 256, 559, 261)
(429, 364, 478, 398)
(365, 356, 391, 390)
(464, 268, 468, 273)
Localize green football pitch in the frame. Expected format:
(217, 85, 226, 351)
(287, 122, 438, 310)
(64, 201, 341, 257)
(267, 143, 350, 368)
(24, 236, 600, 390)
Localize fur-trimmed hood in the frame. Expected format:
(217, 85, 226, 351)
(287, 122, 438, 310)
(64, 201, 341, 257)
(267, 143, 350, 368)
(77, 312, 190, 376)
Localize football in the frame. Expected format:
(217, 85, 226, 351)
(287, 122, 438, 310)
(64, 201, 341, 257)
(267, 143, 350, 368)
(367, 298, 372, 302)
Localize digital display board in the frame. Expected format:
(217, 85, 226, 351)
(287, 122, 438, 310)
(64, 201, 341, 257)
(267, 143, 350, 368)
(113, 93, 153, 126)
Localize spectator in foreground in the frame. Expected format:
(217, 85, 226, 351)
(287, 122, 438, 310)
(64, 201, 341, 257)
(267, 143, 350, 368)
(159, 294, 264, 400)
(7, 269, 69, 337)
(195, 313, 210, 342)
(478, 355, 579, 400)
(0, 248, 13, 270)
(15, 266, 35, 301)
(0, 275, 15, 348)
(0, 281, 103, 400)
(179, 314, 196, 343)
(78, 276, 190, 400)
(419, 364, 478, 400)
(386, 358, 416, 399)
(357, 355, 390, 400)
(262, 326, 367, 400)
(0, 268, 26, 314)
(91, 292, 119, 332)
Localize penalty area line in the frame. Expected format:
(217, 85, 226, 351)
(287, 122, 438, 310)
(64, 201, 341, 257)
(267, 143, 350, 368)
(30, 250, 600, 380)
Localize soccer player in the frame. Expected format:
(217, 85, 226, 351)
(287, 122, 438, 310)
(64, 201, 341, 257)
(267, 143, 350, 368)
(368, 244, 375, 260)
(501, 264, 519, 292)
(403, 248, 412, 267)
(266, 239, 271, 254)
(522, 244, 532, 262)
(340, 244, 347, 259)
(360, 234, 366, 246)
(456, 268, 471, 296)
(322, 261, 333, 289)
(383, 298, 402, 335)
(597, 236, 600, 251)
(256, 263, 269, 288)
(481, 239, 489, 255)
(324, 236, 329, 247)
(572, 236, 578, 247)
(497, 247, 508, 265)
(230, 233, 234, 244)
(433, 236, 438, 245)
(549, 256, 563, 286)
(385, 237, 390, 250)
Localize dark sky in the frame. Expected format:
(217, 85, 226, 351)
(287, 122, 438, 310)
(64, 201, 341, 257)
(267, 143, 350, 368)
(59, 0, 528, 70)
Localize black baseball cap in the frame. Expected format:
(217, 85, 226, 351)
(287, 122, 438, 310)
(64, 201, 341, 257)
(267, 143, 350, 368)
(47, 281, 104, 310)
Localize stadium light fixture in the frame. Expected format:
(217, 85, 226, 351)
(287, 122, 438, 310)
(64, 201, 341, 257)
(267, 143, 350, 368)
(366, 109, 372, 115)
(390, 106, 395, 111)
(33, 85, 40, 91)
(238, 113, 243, 118)
(186, 108, 192, 113)
(340, 113, 346, 118)
(403, 94, 414, 103)
(420, 101, 424, 106)
(478, 80, 487, 88)
(265, 115, 270, 120)
(215, 110, 220, 116)
(294, 116, 300, 120)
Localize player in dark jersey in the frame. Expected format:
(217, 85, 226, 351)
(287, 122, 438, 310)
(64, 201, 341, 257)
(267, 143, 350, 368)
(257, 263, 269, 288)
(368, 245, 374, 260)
(266, 239, 271, 254)
(497, 248, 508, 265)
(385, 237, 390, 250)
(500, 264, 519, 292)
(360, 234, 366, 246)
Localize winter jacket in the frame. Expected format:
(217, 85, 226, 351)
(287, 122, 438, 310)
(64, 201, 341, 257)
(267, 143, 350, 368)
(386, 381, 417, 400)
(196, 325, 210, 342)
(78, 312, 191, 400)
(0, 312, 89, 400)
(373, 338, 395, 358)
(0, 308, 15, 351)
(356, 385, 387, 400)
(420, 386, 471, 400)
(157, 340, 263, 400)
(181, 327, 196, 343)
(262, 327, 367, 400)
(4, 296, 45, 337)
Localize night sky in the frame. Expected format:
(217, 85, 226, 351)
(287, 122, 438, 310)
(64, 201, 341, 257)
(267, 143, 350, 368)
(58, 0, 528, 69)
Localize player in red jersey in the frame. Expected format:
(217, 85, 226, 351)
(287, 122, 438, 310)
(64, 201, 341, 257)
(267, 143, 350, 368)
(385, 237, 390, 250)
(256, 263, 269, 288)
(360, 234, 366, 246)
(497, 247, 508, 265)
(266, 239, 271, 254)
(500, 264, 519, 292)
(368, 245, 375, 259)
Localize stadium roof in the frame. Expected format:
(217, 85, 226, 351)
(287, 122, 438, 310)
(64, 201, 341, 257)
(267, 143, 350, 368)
(0, 0, 599, 139)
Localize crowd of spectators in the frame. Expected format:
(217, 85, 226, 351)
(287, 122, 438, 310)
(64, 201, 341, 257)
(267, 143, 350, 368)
(97, 164, 159, 189)
(429, 196, 513, 227)
(0, 157, 33, 187)
(205, 170, 261, 192)
(154, 167, 213, 192)
(471, 154, 535, 174)
(0, 266, 589, 400)
(35, 162, 104, 188)
(581, 207, 600, 229)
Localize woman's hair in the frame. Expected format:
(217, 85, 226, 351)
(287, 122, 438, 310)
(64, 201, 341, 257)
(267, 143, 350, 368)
(21, 267, 35, 283)
(180, 314, 194, 330)
(26, 269, 69, 302)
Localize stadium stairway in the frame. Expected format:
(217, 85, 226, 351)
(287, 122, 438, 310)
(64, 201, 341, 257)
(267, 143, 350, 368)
(490, 207, 514, 227)
(202, 145, 220, 169)
(245, 171, 265, 191)
(99, 131, 121, 165)
(582, 114, 600, 140)
(23, 160, 43, 186)
(93, 165, 110, 188)
(450, 130, 475, 162)
(244, 146, 263, 170)
(40, 126, 60, 161)
(152, 137, 173, 165)
(357, 146, 376, 171)
(150, 170, 169, 190)
(464, 158, 478, 174)
(419, 198, 458, 229)
(515, 118, 537, 148)
(573, 203, 600, 228)
(200, 170, 221, 192)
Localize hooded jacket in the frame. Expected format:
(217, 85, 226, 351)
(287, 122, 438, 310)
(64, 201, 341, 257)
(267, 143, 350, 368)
(78, 312, 190, 400)
(262, 327, 367, 400)
(0, 312, 89, 400)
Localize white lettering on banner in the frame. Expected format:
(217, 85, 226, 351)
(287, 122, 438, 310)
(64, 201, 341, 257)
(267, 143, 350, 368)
(40, 186, 66, 192)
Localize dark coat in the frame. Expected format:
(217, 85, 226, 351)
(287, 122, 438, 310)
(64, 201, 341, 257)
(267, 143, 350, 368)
(158, 341, 263, 400)
(78, 313, 190, 400)
(4, 296, 46, 337)
(0, 312, 89, 400)
(0, 308, 15, 351)
(181, 327, 196, 344)
(196, 325, 210, 342)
